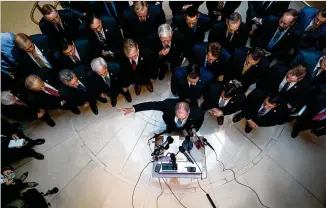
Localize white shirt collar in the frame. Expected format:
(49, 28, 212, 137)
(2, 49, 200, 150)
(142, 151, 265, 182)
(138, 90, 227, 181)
(27, 45, 52, 69)
(174, 116, 188, 127)
(305, 19, 314, 31)
(130, 56, 139, 65)
(218, 97, 230, 107)
(69, 46, 81, 63)
(258, 104, 271, 116)
(95, 28, 106, 40)
(313, 57, 323, 76)
(279, 76, 297, 92)
(43, 83, 58, 94)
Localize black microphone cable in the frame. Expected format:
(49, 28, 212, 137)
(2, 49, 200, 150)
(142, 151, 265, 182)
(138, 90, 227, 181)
(132, 161, 153, 208)
(162, 178, 187, 208)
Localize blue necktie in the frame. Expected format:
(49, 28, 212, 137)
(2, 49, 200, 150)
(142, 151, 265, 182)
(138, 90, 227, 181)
(77, 84, 87, 92)
(176, 119, 183, 127)
(104, 76, 111, 88)
(268, 28, 284, 49)
(258, 107, 267, 117)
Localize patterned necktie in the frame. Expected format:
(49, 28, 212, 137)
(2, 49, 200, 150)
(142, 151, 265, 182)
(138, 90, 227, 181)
(268, 28, 284, 49)
(313, 109, 326, 121)
(72, 54, 80, 63)
(131, 60, 137, 70)
(15, 99, 27, 106)
(176, 119, 183, 127)
(97, 31, 106, 45)
(242, 63, 251, 74)
(312, 67, 320, 77)
(217, 1, 224, 9)
(258, 107, 267, 117)
(104, 76, 110, 87)
(306, 24, 317, 32)
(226, 32, 232, 42)
(280, 81, 290, 93)
(44, 86, 60, 97)
(219, 99, 226, 108)
(31, 51, 46, 68)
(77, 83, 87, 92)
(56, 24, 64, 33)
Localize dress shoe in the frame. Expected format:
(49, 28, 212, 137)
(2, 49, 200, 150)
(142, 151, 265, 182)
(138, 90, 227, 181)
(90, 105, 99, 115)
(291, 125, 300, 138)
(232, 113, 243, 123)
(245, 122, 253, 133)
(32, 152, 44, 160)
(27, 182, 39, 187)
(45, 119, 56, 127)
(124, 91, 132, 103)
(33, 139, 45, 145)
(146, 83, 154, 92)
(98, 97, 108, 103)
(70, 107, 81, 115)
(217, 116, 224, 125)
(111, 97, 117, 107)
(134, 85, 141, 96)
(20, 172, 28, 182)
(158, 69, 165, 80)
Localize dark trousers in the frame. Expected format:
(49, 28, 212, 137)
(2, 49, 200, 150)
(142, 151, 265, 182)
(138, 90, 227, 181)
(294, 118, 326, 136)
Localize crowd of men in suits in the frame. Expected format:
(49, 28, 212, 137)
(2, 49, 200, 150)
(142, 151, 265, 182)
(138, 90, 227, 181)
(1, 1, 326, 168)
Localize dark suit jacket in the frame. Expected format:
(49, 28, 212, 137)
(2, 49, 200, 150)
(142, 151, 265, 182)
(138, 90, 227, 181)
(242, 89, 289, 126)
(88, 15, 123, 58)
(257, 63, 311, 108)
(1, 104, 39, 122)
(171, 66, 213, 102)
(13, 34, 54, 77)
(291, 50, 326, 91)
(133, 98, 204, 131)
(251, 18, 295, 59)
(59, 65, 96, 107)
(39, 10, 83, 49)
(119, 47, 157, 87)
(169, 1, 204, 15)
(202, 83, 246, 115)
(208, 21, 249, 53)
(224, 47, 269, 92)
(173, 12, 210, 45)
(292, 7, 326, 51)
(122, 5, 166, 46)
(206, 1, 241, 20)
(246, 1, 289, 22)
(191, 43, 231, 81)
(88, 1, 129, 18)
(52, 38, 91, 70)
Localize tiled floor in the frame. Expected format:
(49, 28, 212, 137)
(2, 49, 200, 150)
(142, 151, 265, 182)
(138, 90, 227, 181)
(3, 1, 325, 208)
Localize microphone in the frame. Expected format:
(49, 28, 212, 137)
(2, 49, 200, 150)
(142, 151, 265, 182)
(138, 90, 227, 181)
(203, 138, 214, 151)
(151, 136, 174, 156)
(178, 146, 194, 164)
(170, 153, 177, 170)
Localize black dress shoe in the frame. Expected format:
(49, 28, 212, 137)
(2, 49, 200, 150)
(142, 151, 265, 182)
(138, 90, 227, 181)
(70, 107, 81, 115)
(245, 122, 253, 133)
(135, 85, 141, 96)
(20, 172, 28, 182)
(33, 152, 44, 160)
(33, 139, 45, 145)
(98, 97, 108, 103)
(158, 69, 165, 80)
(124, 91, 132, 103)
(232, 113, 243, 123)
(45, 119, 56, 127)
(90, 105, 98, 115)
(217, 116, 224, 125)
(111, 97, 117, 107)
(291, 125, 301, 138)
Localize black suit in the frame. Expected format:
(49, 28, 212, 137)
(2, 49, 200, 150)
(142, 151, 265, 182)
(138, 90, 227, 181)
(173, 12, 210, 46)
(13, 34, 54, 77)
(206, 1, 241, 22)
(251, 18, 295, 60)
(52, 38, 91, 70)
(202, 83, 246, 115)
(88, 15, 123, 59)
(39, 10, 85, 49)
(122, 5, 166, 47)
(169, 1, 204, 16)
(1, 104, 39, 122)
(224, 47, 270, 92)
(89, 1, 129, 18)
(241, 89, 289, 127)
(208, 21, 249, 54)
(257, 63, 311, 109)
(59, 65, 97, 108)
(133, 98, 204, 132)
(120, 47, 157, 87)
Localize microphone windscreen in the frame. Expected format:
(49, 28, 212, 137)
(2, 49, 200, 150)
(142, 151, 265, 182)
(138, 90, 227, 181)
(179, 146, 185, 153)
(167, 136, 174, 144)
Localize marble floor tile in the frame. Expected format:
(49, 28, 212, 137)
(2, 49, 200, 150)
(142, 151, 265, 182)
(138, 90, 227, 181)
(179, 188, 218, 208)
(268, 128, 326, 202)
(143, 191, 184, 208)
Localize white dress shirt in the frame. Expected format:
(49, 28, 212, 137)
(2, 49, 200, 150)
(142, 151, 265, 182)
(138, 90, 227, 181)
(95, 28, 106, 41)
(218, 97, 230, 107)
(225, 30, 234, 42)
(43, 83, 59, 95)
(279, 76, 297, 92)
(258, 104, 271, 116)
(305, 19, 314, 31)
(27, 45, 52, 69)
(69, 47, 81, 63)
(130, 56, 139, 65)
(312, 57, 323, 76)
(174, 116, 188, 127)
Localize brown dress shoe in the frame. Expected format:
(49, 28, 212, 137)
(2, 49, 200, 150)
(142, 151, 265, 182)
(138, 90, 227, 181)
(217, 116, 224, 125)
(134, 85, 141, 96)
(146, 83, 153, 92)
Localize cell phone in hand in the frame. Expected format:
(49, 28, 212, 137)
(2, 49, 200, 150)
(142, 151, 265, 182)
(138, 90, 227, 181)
(8, 139, 24, 148)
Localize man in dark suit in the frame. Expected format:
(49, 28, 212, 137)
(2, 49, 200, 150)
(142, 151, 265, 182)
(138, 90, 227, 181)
(206, 1, 241, 23)
(173, 6, 210, 46)
(152, 23, 186, 80)
(39, 4, 86, 49)
(171, 63, 213, 105)
(122, 1, 165, 47)
(169, 1, 204, 16)
(291, 92, 326, 138)
(1, 91, 55, 127)
(233, 90, 289, 133)
(88, 1, 129, 21)
(246, 1, 290, 31)
(120, 39, 157, 96)
(86, 14, 123, 60)
(122, 99, 204, 133)
(24, 70, 80, 114)
(257, 64, 310, 111)
(224, 47, 269, 92)
(291, 51, 326, 91)
(191, 42, 231, 83)
(250, 9, 298, 61)
(291, 6, 326, 52)
(203, 81, 246, 125)
(59, 67, 99, 115)
(52, 39, 90, 70)
(88, 57, 132, 107)
(14, 33, 53, 77)
(208, 12, 249, 54)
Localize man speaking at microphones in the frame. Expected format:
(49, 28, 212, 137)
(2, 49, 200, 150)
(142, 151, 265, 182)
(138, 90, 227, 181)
(121, 99, 204, 133)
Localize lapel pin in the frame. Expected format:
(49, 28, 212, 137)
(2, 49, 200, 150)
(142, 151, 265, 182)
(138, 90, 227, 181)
(105, 29, 108, 32)
(46, 80, 48, 82)
(294, 86, 297, 88)
(141, 57, 143, 60)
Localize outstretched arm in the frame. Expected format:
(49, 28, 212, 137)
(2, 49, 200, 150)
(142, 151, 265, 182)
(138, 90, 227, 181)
(121, 101, 164, 115)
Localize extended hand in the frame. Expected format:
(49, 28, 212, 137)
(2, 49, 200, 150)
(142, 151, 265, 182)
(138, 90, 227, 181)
(159, 48, 170, 56)
(248, 120, 259, 128)
(121, 108, 134, 115)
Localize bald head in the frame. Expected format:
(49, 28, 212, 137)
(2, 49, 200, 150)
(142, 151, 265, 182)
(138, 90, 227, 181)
(175, 102, 190, 120)
(15, 33, 35, 53)
(25, 75, 44, 91)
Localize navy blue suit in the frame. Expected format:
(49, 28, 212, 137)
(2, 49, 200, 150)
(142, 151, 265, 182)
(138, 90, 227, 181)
(291, 50, 326, 91)
(191, 43, 230, 81)
(171, 66, 213, 104)
(292, 7, 326, 52)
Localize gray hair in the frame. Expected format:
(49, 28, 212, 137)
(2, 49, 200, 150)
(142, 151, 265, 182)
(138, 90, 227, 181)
(59, 69, 75, 83)
(158, 23, 172, 37)
(1, 91, 16, 105)
(174, 102, 190, 113)
(91, 57, 107, 73)
(228, 12, 242, 24)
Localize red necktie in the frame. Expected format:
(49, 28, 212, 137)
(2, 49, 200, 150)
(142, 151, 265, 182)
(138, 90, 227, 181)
(313, 111, 326, 121)
(15, 100, 27, 106)
(141, 16, 146, 22)
(72, 55, 80, 63)
(44, 87, 60, 97)
(131, 60, 137, 70)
